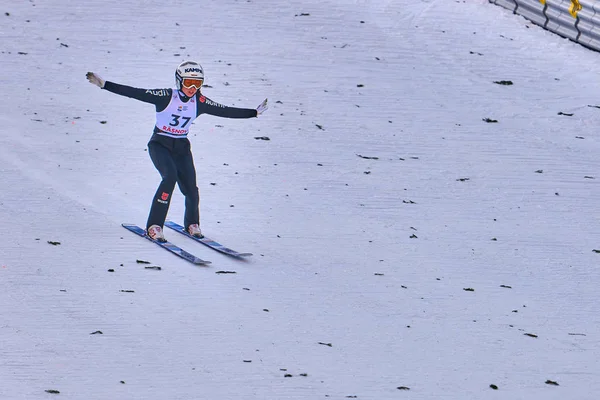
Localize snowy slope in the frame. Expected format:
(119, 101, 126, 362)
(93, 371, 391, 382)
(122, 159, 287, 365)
(1, 0, 599, 399)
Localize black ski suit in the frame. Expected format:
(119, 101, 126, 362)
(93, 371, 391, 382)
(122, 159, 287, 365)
(102, 81, 257, 230)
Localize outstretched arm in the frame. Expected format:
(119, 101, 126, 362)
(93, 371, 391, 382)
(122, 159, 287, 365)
(197, 95, 268, 118)
(86, 72, 170, 108)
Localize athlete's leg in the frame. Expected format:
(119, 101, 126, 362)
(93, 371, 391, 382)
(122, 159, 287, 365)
(174, 141, 200, 229)
(146, 141, 178, 230)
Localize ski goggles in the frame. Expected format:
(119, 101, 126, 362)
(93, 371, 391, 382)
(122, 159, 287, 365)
(182, 78, 204, 89)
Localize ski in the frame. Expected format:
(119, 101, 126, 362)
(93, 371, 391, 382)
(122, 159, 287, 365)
(164, 220, 253, 258)
(121, 223, 211, 265)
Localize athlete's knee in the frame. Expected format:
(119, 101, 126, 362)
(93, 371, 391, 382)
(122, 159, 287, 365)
(160, 174, 178, 189)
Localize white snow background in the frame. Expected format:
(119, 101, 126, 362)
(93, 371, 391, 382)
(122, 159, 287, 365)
(1, 0, 599, 399)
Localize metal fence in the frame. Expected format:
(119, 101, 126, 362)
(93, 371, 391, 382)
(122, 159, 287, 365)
(489, 0, 600, 51)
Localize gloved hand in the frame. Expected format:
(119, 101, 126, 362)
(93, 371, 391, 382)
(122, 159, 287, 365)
(256, 98, 268, 115)
(86, 72, 105, 88)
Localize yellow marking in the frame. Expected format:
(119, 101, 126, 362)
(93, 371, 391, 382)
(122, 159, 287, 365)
(569, 0, 582, 18)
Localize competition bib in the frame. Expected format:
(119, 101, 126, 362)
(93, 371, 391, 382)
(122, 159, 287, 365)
(155, 90, 197, 138)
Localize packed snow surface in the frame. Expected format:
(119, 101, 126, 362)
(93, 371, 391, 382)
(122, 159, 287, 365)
(1, 0, 599, 399)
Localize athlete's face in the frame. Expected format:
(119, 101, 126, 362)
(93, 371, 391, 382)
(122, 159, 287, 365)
(181, 77, 203, 97)
(181, 85, 198, 97)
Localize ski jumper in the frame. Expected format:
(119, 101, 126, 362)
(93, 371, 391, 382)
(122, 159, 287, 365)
(102, 82, 257, 230)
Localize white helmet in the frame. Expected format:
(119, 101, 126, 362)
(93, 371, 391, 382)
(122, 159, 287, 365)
(175, 61, 204, 90)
